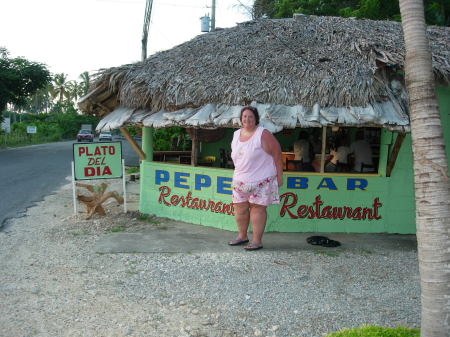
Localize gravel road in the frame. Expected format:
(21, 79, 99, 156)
(0, 180, 420, 337)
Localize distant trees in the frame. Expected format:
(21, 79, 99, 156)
(253, 0, 450, 25)
(79, 71, 91, 97)
(0, 47, 51, 116)
(0, 49, 94, 118)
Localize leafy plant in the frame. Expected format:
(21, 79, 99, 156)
(111, 226, 126, 232)
(153, 126, 190, 151)
(325, 326, 420, 337)
(126, 167, 140, 174)
(0, 48, 51, 113)
(255, 0, 449, 26)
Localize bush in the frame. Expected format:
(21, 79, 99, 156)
(325, 326, 420, 337)
(153, 126, 190, 151)
(2, 111, 99, 147)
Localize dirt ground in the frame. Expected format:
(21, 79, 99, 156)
(0, 176, 421, 337)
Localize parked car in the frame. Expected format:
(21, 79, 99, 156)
(77, 129, 94, 142)
(98, 131, 113, 141)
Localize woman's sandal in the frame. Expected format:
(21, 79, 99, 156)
(244, 243, 263, 251)
(228, 238, 249, 246)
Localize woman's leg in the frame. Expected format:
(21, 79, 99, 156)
(249, 204, 267, 245)
(233, 201, 250, 240)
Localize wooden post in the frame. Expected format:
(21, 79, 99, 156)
(142, 126, 153, 161)
(386, 133, 406, 177)
(191, 129, 199, 166)
(120, 127, 146, 161)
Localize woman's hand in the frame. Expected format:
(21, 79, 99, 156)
(277, 175, 283, 187)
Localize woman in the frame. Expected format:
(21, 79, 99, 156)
(228, 106, 283, 250)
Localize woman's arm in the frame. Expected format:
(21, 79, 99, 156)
(261, 130, 283, 186)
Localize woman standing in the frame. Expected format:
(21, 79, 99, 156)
(228, 106, 283, 250)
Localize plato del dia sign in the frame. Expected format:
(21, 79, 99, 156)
(73, 142, 122, 180)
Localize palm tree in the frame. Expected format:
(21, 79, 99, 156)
(66, 80, 83, 103)
(52, 73, 69, 104)
(399, 1, 450, 336)
(79, 71, 91, 96)
(26, 84, 53, 113)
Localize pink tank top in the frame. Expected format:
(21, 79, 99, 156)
(231, 126, 277, 182)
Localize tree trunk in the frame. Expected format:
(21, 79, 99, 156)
(399, 1, 450, 336)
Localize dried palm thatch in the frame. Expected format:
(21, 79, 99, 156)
(78, 15, 450, 132)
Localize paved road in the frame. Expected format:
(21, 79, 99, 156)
(0, 138, 140, 228)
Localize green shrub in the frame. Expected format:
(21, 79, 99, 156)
(1, 111, 99, 147)
(153, 126, 190, 151)
(325, 326, 420, 337)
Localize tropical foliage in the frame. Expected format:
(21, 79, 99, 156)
(325, 325, 420, 337)
(253, 0, 450, 25)
(0, 47, 94, 118)
(124, 125, 190, 151)
(153, 126, 191, 151)
(0, 47, 51, 116)
(4, 111, 99, 141)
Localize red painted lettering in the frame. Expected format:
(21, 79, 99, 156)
(297, 205, 308, 218)
(84, 167, 95, 176)
(279, 193, 298, 219)
(102, 166, 112, 175)
(191, 198, 199, 209)
(158, 186, 171, 206)
(351, 207, 362, 220)
(156, 186, 233, 215)
(313, 196, 323, 219)
(170, 195, 180, 206)
(214, 201, 223, 213)
(279, 194, 383, 221)
(373, 198, 382, 219)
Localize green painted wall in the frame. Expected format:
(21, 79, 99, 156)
(140, 88, 450, 234)
(140, 161, 411, 233)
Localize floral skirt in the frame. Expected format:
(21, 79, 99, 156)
(232, 176, 280, 206)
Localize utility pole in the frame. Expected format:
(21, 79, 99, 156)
(142, 0, 153, 61)
(211, 0, 216, 32)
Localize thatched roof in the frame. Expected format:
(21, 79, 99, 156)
(78, 15, 450, 133)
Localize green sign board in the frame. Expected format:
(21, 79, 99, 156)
(73, 142, 122, 180)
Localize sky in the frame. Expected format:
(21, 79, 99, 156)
(1, 0, 253, 81)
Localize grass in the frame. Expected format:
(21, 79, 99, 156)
(0, 133, 59, 148)
(138, 214, 160, 225)
(110, 226, 126, 232)
(313, 249, 340, 257)
(324, 326, 420, 337)
(126, 167, 140, 174)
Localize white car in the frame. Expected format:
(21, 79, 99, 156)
(98, 131, 113, 141)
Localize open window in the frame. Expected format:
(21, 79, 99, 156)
(281, 127, 381, 174)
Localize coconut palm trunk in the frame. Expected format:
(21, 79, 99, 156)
(399, 0, 450, 336)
